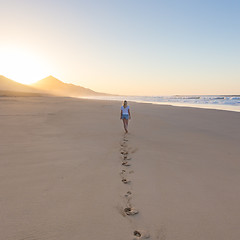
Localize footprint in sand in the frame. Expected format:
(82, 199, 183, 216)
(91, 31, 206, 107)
(122, 161, 131, 166)
(120, 170, 133, 177)
(124, 207, 139, 216)
(121, 154, 129, 159)
(119, 135, 150, 238)
(122, 178, 131, 184)
(125, 191, 132, 197)
(121, 150, 128, 154)
(133, 230, 150, 239)
(121, 152, 128, 156)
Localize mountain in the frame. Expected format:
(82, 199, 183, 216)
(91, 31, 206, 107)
(0, 75, 42, 93)
(31, 76, 108, 97)
(0, 75, 109, 98)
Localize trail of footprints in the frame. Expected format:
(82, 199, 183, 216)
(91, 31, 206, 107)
(120, 135, 150, 240)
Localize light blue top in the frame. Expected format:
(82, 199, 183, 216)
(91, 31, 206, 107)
(121, 105, 130, 115)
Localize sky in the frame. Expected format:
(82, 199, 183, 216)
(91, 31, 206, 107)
(0, 0, 239, 95)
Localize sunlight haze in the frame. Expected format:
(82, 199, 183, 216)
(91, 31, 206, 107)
(0, 0, 239, 95)
(0, 46, 51, 84)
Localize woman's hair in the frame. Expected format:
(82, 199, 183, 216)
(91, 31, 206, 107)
(123, 100, 127, 108)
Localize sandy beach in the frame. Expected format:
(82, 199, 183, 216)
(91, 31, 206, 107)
(1, 96, 240, 240)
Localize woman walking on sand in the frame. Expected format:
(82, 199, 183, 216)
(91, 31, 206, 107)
(120, 100, 131, 133)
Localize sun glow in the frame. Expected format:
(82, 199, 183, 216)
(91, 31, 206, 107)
(0, 46, 50, 85)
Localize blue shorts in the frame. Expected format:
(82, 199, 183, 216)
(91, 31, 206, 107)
(122, 114, 129, 120)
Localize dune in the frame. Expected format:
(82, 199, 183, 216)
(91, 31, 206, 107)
(0, 96, 240, 240)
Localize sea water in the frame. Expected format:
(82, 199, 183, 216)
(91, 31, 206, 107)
(82, 95, 240, 112)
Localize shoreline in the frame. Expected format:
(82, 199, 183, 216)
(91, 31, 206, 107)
(81, 96, 240, 113)
(2, 94, 240, 113)
(1, 93, 239, 112)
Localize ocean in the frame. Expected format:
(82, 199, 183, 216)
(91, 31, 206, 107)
(83, 95, 240, 112)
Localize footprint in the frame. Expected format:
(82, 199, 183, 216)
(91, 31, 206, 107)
(124, 207, 139, 215)
(122, 178, 131, 184)
(120, 170, 126, 178)
(133, 230, 150, 239)
(124, 191, 132, 197)
(120, 147, 126, 151)
(122, 161, 131, 166)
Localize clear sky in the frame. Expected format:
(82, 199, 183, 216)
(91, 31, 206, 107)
(0, 0, 239, 95)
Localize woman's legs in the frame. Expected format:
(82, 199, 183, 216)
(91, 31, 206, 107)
(122, 119, 128, 133)
(125, 119, 128, 131)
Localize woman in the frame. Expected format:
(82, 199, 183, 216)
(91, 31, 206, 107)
(120, 100, 131, 133)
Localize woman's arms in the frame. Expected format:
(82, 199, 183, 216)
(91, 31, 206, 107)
(128, 108, 131, 120)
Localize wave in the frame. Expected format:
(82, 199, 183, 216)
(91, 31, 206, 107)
(82, 95, 240, 112)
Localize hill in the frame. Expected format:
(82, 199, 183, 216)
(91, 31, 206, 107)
(0, 75, 42, 93)
(31, 76, 108, 97)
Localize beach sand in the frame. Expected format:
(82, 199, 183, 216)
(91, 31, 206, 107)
(1, 96, 240, 240)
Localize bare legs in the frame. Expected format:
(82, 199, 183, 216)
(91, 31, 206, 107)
(122, 118, 129, 133)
